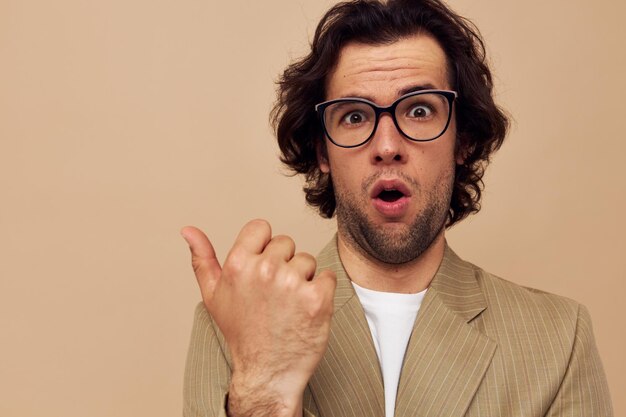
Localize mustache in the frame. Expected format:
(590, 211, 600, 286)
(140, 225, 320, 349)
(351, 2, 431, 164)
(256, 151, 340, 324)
(361, 170, 419, 194)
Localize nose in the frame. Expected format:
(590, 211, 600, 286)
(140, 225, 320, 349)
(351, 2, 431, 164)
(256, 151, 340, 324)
(370, 113, 407, 165)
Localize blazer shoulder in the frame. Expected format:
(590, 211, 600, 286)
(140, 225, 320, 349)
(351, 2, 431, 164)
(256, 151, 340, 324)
(475, 263, 580, 311)
(469, 263, 584, 341)
(465, 264, 613, 415)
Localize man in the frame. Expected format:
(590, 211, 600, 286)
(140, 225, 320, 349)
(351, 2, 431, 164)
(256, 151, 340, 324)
(181, 0, 613, 416)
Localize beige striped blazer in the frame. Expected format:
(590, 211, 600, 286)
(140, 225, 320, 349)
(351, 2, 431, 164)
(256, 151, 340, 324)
(184, 237, 613, 416)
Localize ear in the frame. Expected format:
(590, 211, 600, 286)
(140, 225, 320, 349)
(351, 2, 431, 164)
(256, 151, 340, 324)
(317, 140, 330, 173)
(454, 135, 470, 165)
(455, 149, 466, 165)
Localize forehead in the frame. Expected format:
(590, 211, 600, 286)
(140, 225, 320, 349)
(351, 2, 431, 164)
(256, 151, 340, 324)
(326, 33, 450, 103)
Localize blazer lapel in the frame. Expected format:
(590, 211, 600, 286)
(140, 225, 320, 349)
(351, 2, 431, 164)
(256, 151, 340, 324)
(308, 237, 384, 417)
(395, 245, 497, 417)
(309, 239, 496, 417)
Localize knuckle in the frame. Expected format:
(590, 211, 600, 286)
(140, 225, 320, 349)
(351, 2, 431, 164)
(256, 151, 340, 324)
(295, 251, 315, 263)
(222, 262, 241, 279)
(274, 234, 294, 243)
(224, 249, 246, 275)
(303, 290, 329, 319)
(191, 259, 203, 275)
(294, 252, 317, 272)
(294, 252, 317, 280)
(258, 257, 278, 281)
(272, 234, 295, 249)
(281, 269, 300, 291)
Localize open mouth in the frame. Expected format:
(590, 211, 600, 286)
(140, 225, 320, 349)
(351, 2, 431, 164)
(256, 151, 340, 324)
(370, 179, 412, 217)
(377, 189, 405, 202)
(371, 180, 411, 217)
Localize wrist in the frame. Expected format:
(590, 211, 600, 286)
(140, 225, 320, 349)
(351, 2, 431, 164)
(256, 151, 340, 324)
(228, 373, 303, 417)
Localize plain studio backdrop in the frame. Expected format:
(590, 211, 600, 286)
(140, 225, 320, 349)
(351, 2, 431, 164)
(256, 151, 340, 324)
(1, 0, 624, 416)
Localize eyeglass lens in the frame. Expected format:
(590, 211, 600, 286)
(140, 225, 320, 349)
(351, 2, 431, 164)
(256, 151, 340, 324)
(323, 92, 451, 147)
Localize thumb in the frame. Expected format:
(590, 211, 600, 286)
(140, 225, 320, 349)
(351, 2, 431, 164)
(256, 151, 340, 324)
(180, 226, 222, 302)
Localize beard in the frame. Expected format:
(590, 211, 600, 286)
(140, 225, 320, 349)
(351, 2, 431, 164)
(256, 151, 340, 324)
(334, 168, 454, 265)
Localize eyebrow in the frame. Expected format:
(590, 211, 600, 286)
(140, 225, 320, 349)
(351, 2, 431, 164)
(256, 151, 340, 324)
(399, 83, 437, 95)
(339, 83, 438, 102)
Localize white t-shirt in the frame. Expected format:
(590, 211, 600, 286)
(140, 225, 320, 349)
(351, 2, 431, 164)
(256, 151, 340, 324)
(352, 281, 427, 417)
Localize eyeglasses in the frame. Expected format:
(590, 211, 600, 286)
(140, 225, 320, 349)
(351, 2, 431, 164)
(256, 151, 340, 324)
(315, 89, 457, 148)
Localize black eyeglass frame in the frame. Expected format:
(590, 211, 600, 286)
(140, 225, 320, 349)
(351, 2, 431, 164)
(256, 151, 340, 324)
(315, 89, 458, 148)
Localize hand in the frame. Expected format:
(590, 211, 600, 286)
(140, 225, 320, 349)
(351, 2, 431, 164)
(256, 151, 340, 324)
(181, 220, 336, 417)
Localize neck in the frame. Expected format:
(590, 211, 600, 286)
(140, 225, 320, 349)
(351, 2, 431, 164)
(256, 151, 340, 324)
(337, 229, 446, 294)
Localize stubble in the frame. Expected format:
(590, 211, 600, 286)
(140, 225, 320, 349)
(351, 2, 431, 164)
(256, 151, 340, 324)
(334, 168, 454, 265)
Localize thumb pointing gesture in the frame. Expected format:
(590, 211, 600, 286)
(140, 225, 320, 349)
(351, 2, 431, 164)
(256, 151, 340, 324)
(181, 226, 222, 306)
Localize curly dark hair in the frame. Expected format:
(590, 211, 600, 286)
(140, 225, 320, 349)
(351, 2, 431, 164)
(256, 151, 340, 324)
(271, 0, 509, 227)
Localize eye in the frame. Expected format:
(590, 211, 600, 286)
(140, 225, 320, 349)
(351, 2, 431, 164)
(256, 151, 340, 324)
(407, 104, 433, 118)
(341, 111, 368, 125)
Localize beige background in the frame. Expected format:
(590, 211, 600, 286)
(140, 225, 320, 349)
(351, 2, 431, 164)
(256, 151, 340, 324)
(1, 0, 624, 415)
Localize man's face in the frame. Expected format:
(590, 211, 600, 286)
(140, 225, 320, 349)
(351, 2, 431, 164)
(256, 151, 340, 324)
(319, 34, 459, 265)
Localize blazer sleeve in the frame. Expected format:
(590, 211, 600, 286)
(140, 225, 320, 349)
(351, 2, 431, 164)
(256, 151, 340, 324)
(544, 304, 613, 417)
(183, 302, 231, 417)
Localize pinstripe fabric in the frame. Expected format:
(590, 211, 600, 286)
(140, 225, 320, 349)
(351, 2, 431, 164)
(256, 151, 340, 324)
(183, 237, 613, 416)
(183, 302, 230, 417)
